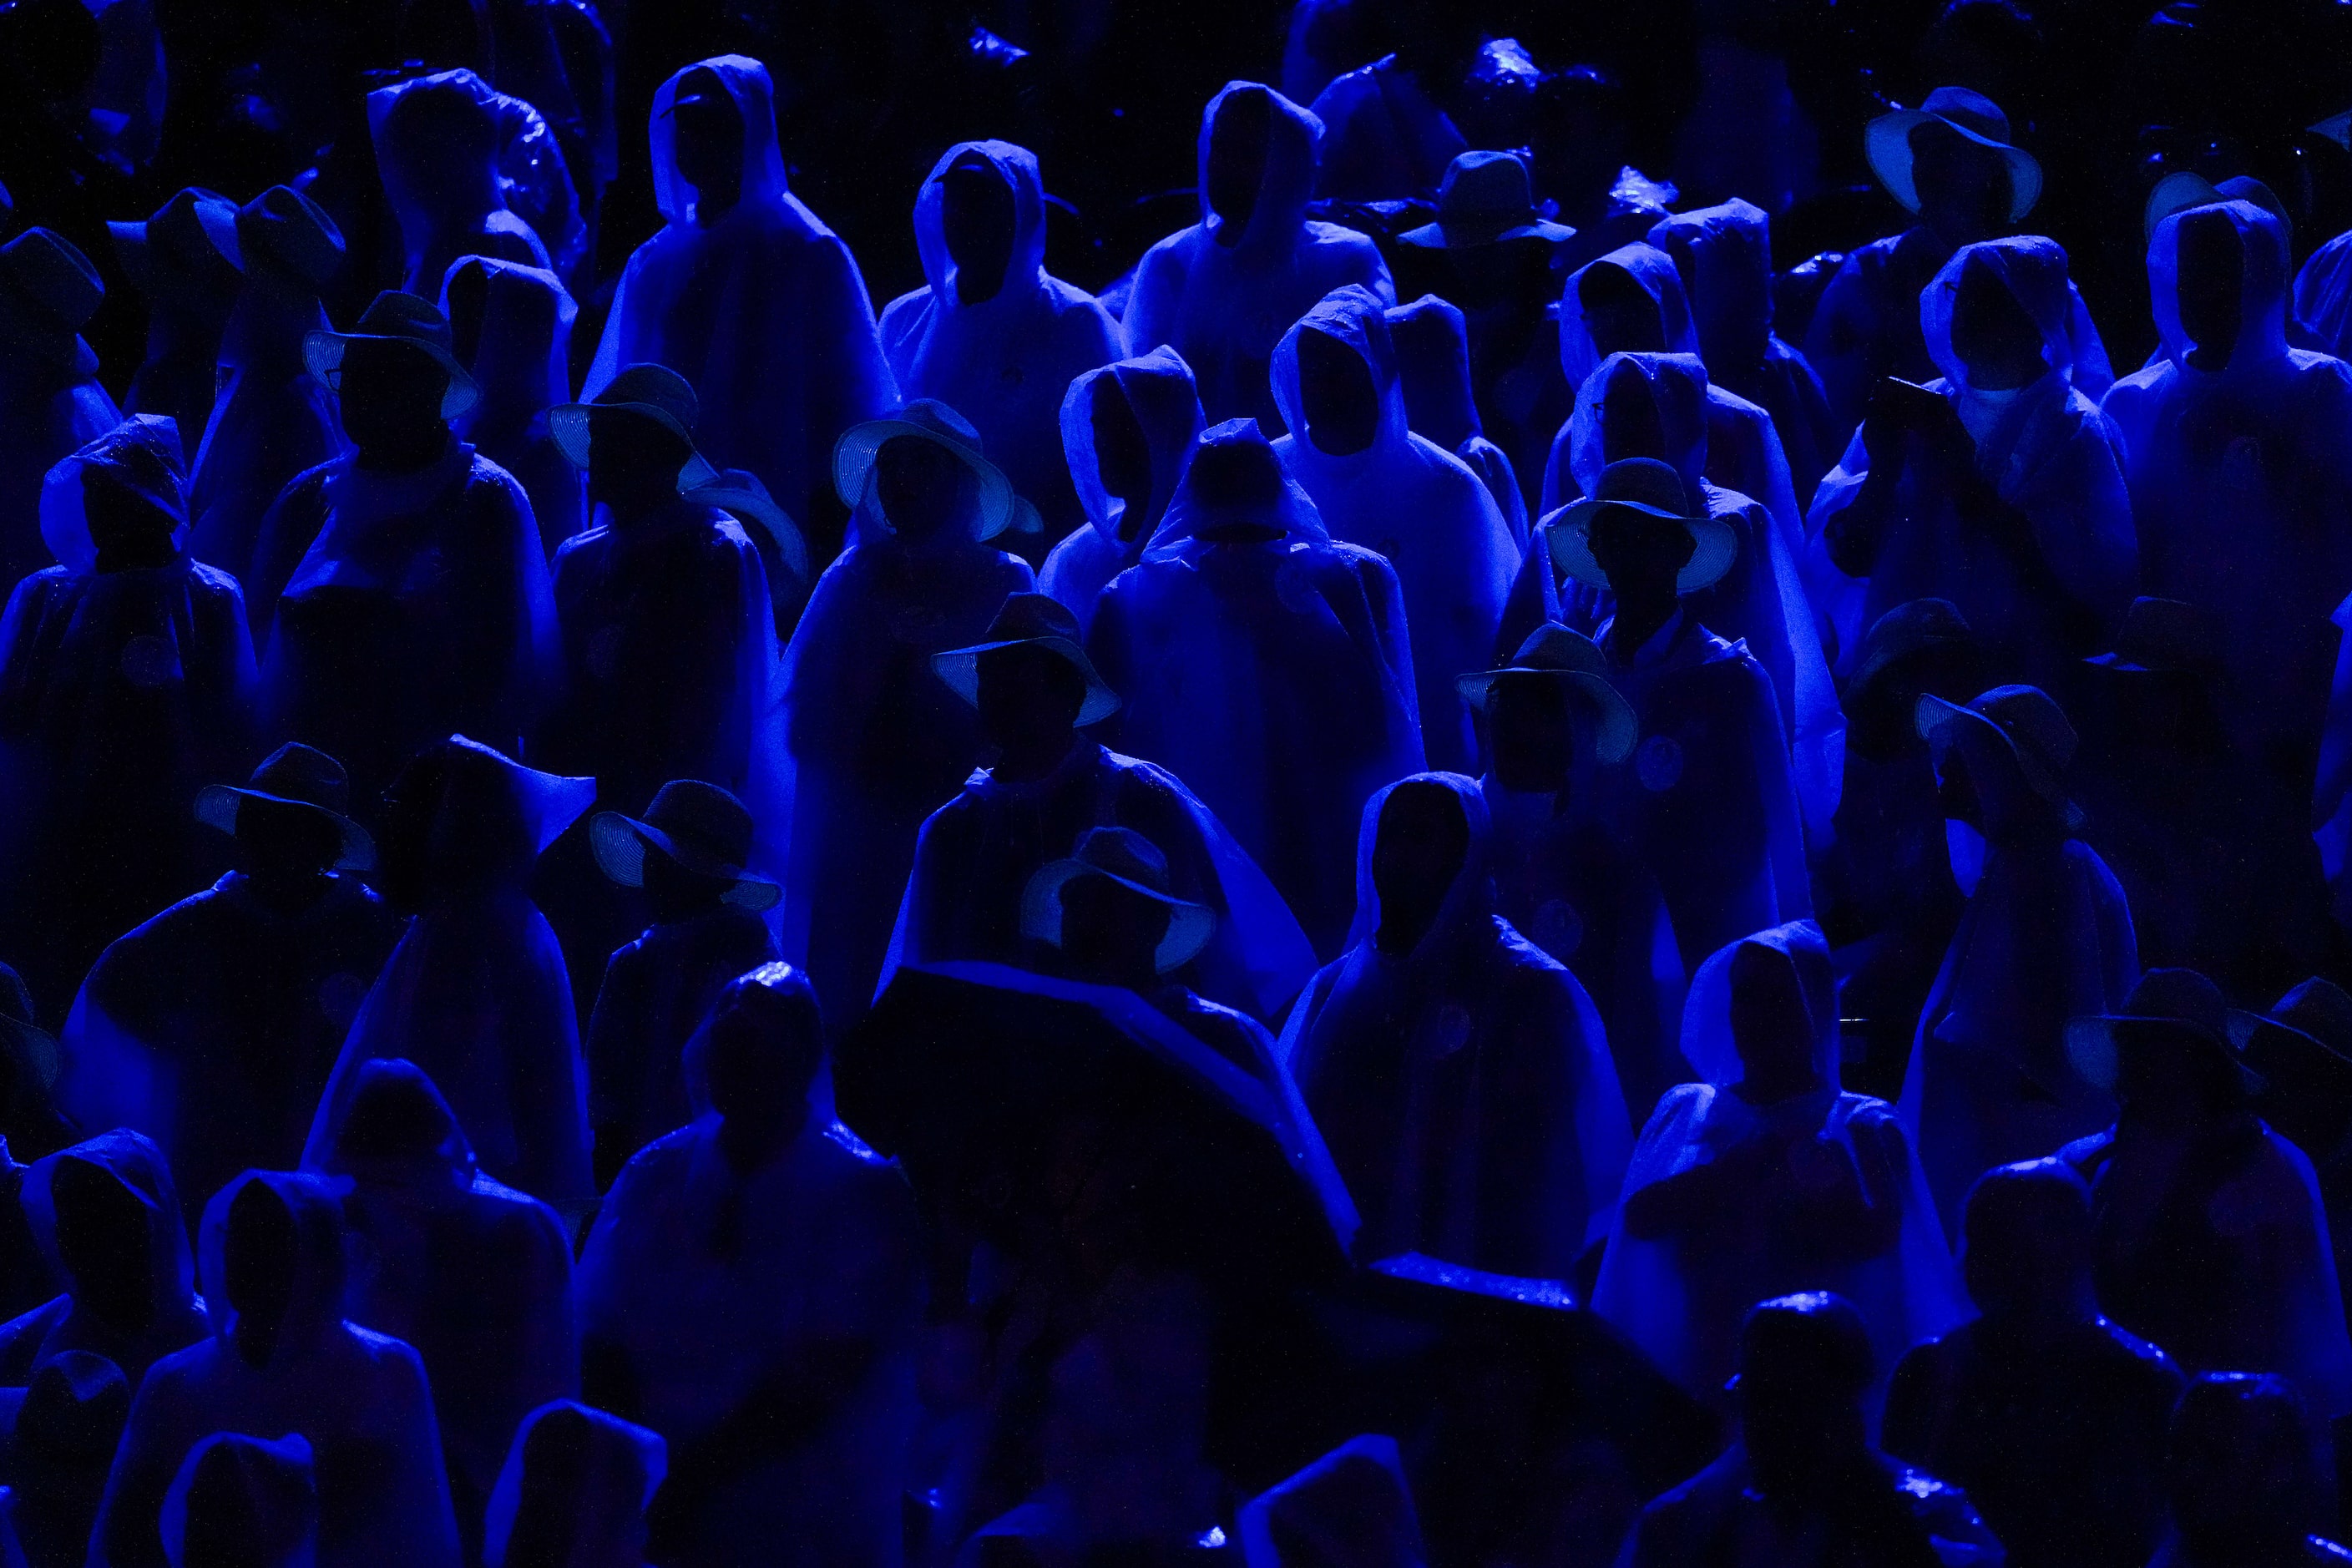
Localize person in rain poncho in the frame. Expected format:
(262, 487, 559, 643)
(2107, 199, 2352, 791)
(59, 744, 402, 1223)
(2156, 1373, 2352, 1568)
(1595, 922, 1965, 1409)
(2234, 979, 2352, 1325)
(1385, 292, 1530, 550)
(536, 363, 788, 817)
(1085, 417, 1423, 959)
(1813, 235, 2137, 694)
(584, 781, 780, 1181)
(1122, 82, 1393, 430)
(367, 71, 551, 296)
(309, 1058, 578, 1545)
(442, 255, 583, 557)
(891, 591, 1315, 1024)
(777, 400, 1034, 1036)
(587, 56, 896, 557)
(0, 229, 121, 594)
(1236, 1433, 1427, 1568)
(0, 415, 257, 1024)
(1884, 1159, 2185, 1568)
(1271, 284, 1516, 776)
(1036, 346, 1204, 639)
(1282, 772, 1631, 1279)
(1553, 456, 1812, 969)
(306, 736, 596, 1208)
(0, 1131, 207, 1392)
(2061, 969, 2352, 1419)
(259, 291, 559, 815)
(880, 140, 1122, 559)
(89, 1171, 462, 1568)
(481, 1401, 665, 1568)
(579, 964, 922, 1568)
(1806, 87, 2112, 436)
(1546, 241, 1804, 554)
(187, 187, 349, 633)
(159, 1431, 317, 1568)
(1515, 352, 1843, 837)
(1305, 0, 1480, 202)
(1460, 625, 1688, 1119)
(1620, 1293, 2002, 1568)
(1904, 685, 2139, 1233)
(14, 1351, 135, 1568)
(1649, 198, 1843, 511)
(110, 190, 244, 465)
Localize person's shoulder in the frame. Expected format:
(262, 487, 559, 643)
(463, 450, 533, 508)
(1301, 220, 1386, 262)
(343, 1319, 435, 1383)
(1706, 382, 1773, 424)
(608, 1122, 701, 1198)
(2085, 1314, 2183, 1379)
(185, 559, 246, 599)
(878, 285, 934, 341)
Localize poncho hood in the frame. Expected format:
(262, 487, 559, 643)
(1648, 197, 1776, 377)
(1146, 416, 1328, 551)
(1677, 918, 1839, 1092)
(1922, 235, 2078, 400)
(23, 1128, 196, 1323)
(2148, 198, 2293, 377)
(440, 255, 574, 432)
(197, 1171, 350, 1366)
(1197, 82, 1323, 255)
(1063, 346, 1205, 554)
(1559, 242, 1702, 391)
(912, 140, 1049, 311)
(1342, 771, 1495, 961)
(1270, 284, 1413, 480)
(649, 55, 797, 227)
(1384, 293, 1482, 450)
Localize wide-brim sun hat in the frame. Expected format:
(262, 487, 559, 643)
(1865, 85, 2042, 225)
(833, 398, 1024, 542)
(109, 187, 243, 298)
(1844, 597, 1976, 711)
(304, 290, 479, 422)
(549, 362, 720, 489)
(193, 742, 375, 872)
(1020, 826, 1216, 974)
(588, 778, 780, 913)
(1543, 456, 1739, 595)
(1915, 685, 2084, 830)
(1399, 149, 1577, 250)
(931, 591, 1122, 727)
(1454, 623, 1638, 766)
(2143, 170, 2289, 245)
(2065, 967, 2263, 1096)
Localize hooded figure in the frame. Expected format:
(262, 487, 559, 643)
(442, 255, 584, 557)
(187, 188, 349, 632)
(2103, 200, 2352, 781)
(1123, 82, 1393, 430)
(1519, 351, 1843, 837)
(880, 140, 1122, 557)
(1813, 236, 2137, 693)
(482, 1402, 665, 1568)
(306, 736, 596, 1207)
(111, 190, 245, 465)
(310, 1059, 578, 1534)
(889, 591, 1314, 1022)
(1903, 686, 2139, 1234)
(2061, 971, 2352, 1419)
(367, 71, 552, 296)
(0, 416, 258, 1022)
(1281, 772, 1631, 1278)
(1272, 286, 1517, 775)
(579, 964, 922, 1568)
(60, 744, 402, 1222)
(159, 1431, 318, 1568)
(1037, 347, 1205, 638)
(1885, 1159, 2186, 1568)
(1385, 292, 1530, 550)
(1594, 923, 1965, 1409)
(1648, 199, 1842, 509)
(1085, 418, 1423, 959)
(260, 291, 560, 816)
(1547, 243, 1804, 555)
(1805, 87, 2112, 434)
(0, 1132, 207, 1391)
(776, 402, 1034, 1036)
(14, 1351, 135, 1568)
(586, 56, 897, 555)
(0, 230, 121, 593)
(89, 1171, 462, 1568)
(2154, 1373, 2352, 1568)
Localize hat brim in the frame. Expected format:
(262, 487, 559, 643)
(587, 811, 781, 913)
(686, 473, 812, 586)
(1019, 858, 1216, 973)
(1454, 666, 1638, 766)
(931, 635, 1123, 727)
(194, 784, 375, 872)
(304, 329, 480, 422)
(1543, 497, 1740, 595)
(547, 402, 720, 489)
(2143, 171, 2224, 245)
(1397, 215, 1579, 250)
(832, 417, 1019, 542)
(1865, 108, 2043, 225)
(2066, 1012, 2266, 1095)
(1914, 693, 2080, 827)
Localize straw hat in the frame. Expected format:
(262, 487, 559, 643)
(1542, 457, 1739, 594)
(589, 779, 780, 913)
(932, 592, 1122, 727)
(1021, 827, 1216, 973)
(1865, 86, 2043, 224)
(304, 291, 479, 421)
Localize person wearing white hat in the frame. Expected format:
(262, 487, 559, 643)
(1806, 86, 2113, 436)
(0, 229, 120, 593)
(258, 290, 559, 817)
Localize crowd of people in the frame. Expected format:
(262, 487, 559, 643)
(0, 0, 2349, 1564)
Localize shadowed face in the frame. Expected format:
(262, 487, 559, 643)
(942, 154, 1016, 306)
(1297, 328, 1380, 456)
(875, 434, 972, 539)
(1951, 254, 2046, 390)
(2175, 209, 2245, 372)
(1372, 782, 1469, 955)
(1206, 89, 1272, 245)
(670, 68, 743, 221)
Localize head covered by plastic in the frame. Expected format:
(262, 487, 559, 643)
(913, 139, 1048, 309)
(482, 1399, 666, 1568)
(41, 413, 188, 574)
(1558, 242, 1702, 392)
(1648, 198, 1776, 376)
(1062, 345, 1205, 553)
(649, 55, 792, 226)
(1343, 771, 1493, 957)
(1271, 284, 1412, 468)
(1922, 234, 2079, 399)
(1677, 918, 1839, 1092)
(2147, 198, 2292, 377)
(1196, 81, 1324, 254)
(1146, 416, 1328, 552)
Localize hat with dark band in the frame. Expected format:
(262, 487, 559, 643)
(589, 779, 780, 913)
(304, 291, 479, 421)
(195, 744, 375, 872)
(933, 592, 1122, 727)
(1021, 827, 1216, 973)
(1543, 457, 1740, 594)
(1455, 623, 1638, 766)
